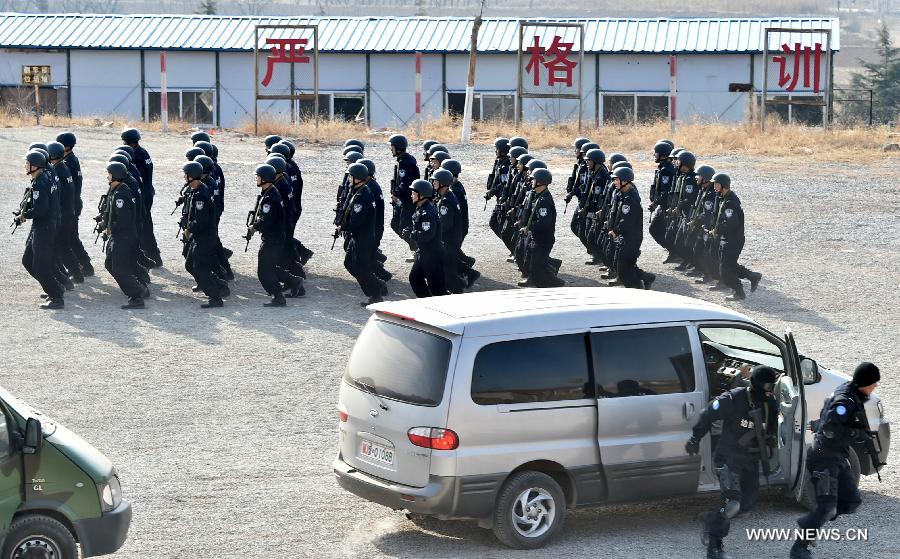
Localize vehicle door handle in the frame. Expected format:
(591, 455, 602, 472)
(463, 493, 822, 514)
(682, 402, 696, 420)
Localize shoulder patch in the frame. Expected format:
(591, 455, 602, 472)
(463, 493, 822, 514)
(704, 201, 713, 210)
(539, 207, 548, 217)
(622, 204, 630, 214)
(440, 205, 448, 215)
(262, 203, 271, 214)
(421, 221, 431, 231)
(686, 185, 694, 193)
(725, 208, 734, 218)
(836, 405, 847, 416)
(353, 203, 362, 213)
(115, 198, 124, 209)
(662, 176, 670, 184)
(712, 400, 720, 411)
(32, 190, 40, 200)
(195, 200, 204, 210)
(398, 169, 406, 178)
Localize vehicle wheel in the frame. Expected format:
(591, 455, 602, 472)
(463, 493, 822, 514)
(796, 449, 862, 512)
(491, 471, 566, 549)
(1, 515, 78, 559)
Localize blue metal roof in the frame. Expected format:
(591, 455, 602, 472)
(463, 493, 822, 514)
(0, 14, 839, 53)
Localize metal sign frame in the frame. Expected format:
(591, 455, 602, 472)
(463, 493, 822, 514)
(254, 24, 319, 135)
(762, 28, 832, 131)
(516, 21, 585, 130)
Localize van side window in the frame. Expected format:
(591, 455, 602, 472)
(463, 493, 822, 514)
(471, 334, 591, 405)
(591, 327, 695, 397)
(0, 413, 9, 456)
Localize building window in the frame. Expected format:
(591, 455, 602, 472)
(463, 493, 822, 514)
(296, 94, 329, 120)
(591, 326, 695, 397)
(333, 94, 366, 122)
(148, 90, 214, 125)
(757, 95, 824, 126)
(471, 333, 591, 405)
(447, 92, 515, 121)
(601, 93, 669, 125)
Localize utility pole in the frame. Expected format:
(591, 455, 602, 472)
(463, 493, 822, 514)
(460, 0, 485, 144)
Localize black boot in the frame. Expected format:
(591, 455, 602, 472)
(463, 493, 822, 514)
(706, 537, 732, 559)
(80, 261, 95, 277)
(789, 538, 816, 559)
(361, 294, 384, 307)
(121, 297, 145, 310)
(466, 270, 481, 288)
(750, 272, 762, 293)
(40, 297, 64, 310)
(663, 253, 680, 264)
(201, 297, 224, 309)
(265, 294, 287, 307)
(643, 272, 656, 290)
(725, 290, 746, 302)
(288, 281, 306, 298)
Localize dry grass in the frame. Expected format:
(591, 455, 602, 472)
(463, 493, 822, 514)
(4, 107, 896, 161)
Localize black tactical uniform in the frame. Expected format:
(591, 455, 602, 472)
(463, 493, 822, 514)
(436, 187, 464, 294)
(713, 187, 761, 300)
(524, 181, 564, 288)
(487, 149, 512, 239)
(51, 155, 81, 282)
(390, 150, 420, 252)
(792, 363, 881, 559)
(406, 199, 445, 298)
(649, 157, 677, 253)
(57, 134, 93, 275)
(687, 366, 778, 559)
(21, 162, 65, 306)
(339, 172, 385, 305)
(185, 186, 223, 307)
(252, 185, 290, 305)
(612, 185, 643, 288)
(106, 177, 146, 308)
(131, 144, 161, 265)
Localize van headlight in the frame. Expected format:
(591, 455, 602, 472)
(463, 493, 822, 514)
(98, 475, 123, 512)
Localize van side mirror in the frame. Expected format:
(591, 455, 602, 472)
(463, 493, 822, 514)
(801, 358, 821, 385)
(23, 418, 42, 455)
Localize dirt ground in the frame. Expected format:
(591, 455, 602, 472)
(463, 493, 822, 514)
(0, 126, 897, 558)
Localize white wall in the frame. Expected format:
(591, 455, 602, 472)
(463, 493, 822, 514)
(70, 49, 142, 119)
(676, 54, 752, 122)
(369, 53, 442, 128)
(0, 49, 68, 86)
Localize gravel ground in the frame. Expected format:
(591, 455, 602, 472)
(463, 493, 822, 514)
(0, 126, 897, 559)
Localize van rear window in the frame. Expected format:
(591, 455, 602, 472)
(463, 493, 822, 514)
(344, 319, 452, 407)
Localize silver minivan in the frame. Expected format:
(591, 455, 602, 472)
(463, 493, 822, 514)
(333, 288, 890, 548)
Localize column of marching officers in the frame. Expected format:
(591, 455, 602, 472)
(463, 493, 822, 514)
(14, 129, 762, 309)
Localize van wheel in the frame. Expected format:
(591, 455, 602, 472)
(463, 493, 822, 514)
(797, 449, 862, 511)
(2, 515, 78, 559)
(492, 471, 565, 549)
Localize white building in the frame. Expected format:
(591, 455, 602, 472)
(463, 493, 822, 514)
(0, 14, 839, 128)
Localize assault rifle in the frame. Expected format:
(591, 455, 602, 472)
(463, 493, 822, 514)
(10, 186, 32, 235)
(747, 405, 773, 477)
(243, 195, 262, 252)
(170, 184, 189, 215)
(854, 409, 887, 482)
(92, 193, 108, 244)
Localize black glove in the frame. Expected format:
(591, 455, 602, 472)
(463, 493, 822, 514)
(685, 436, 700, 456)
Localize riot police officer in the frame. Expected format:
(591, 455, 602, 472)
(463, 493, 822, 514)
(485, 137, 511, 240)
(358, 158, 391, 282)
(120, 128, 162, 267)
(442, 158, 479, 287)
(388, 135, 420, 257)
(104, 162, 148, 309)
(608, 167, 649, 289)
(432, 169, 464, 294)
(649, 141, 676, 260)
(791, 362, 881, 559)
(686, 365, 779, 559)
(421, 139, 437, 177)
(403, 179, 445, 298)
(17, 150, 64, 309)
(521, 168, 564, 288)
(46, 141, 82, 284)
(708, 174, 762, 301)
(55, 132, 94, 277)
(337, 163, 385, 306)
(182, 161, 225, 308)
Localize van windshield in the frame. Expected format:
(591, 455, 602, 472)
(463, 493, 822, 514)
(344, 319, 452, 407)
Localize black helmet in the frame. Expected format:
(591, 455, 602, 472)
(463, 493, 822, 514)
(432, 169, 454, 187)
(106, 161, 128, 181)
(613, 167, 635, 183)
(430, 151, 450, 163)
(422, 140, 437, 153)
(581, 141, 600, 154)
(256, 164, 276, 183)
(280, 140, 296, 158)
(509, 136, 528, 149)
(750, 365, 778, 395)
(712, 173, 731, 189)
(509, 146, 528, 160)
(264, 135, 283, 149)
(671, 148, 685, 159)
(194, 155, 214, 174)
(47, 142, 65, 161)
(358, 158, 376, 177)
(265, 156, 286, 174)
(114, 147, 133, 162)
(531, 168, 552, 186)
(185, 147, 205, 161)
(211, 144, 219, 161)
(28, 142, 48, 152)
(696, 165, 715, 181)
(526, 159, 547, 170)
(428, 144, 448, 156)
(517, 154, 534, 167)
(657, 138, 675, 148)
(410, 179, 434, 198)
(441, 159, 461, 177)
(344, 138, 365, 150)
(344, 152, 364, 164)
(389, 134, 408, 151)
(342, 145, 363, 156)
(25, 150, 47, 168)
(183, 161, 204, 180)
(194, 141, 214, 158)
(121, 128, 141, 144)
(348, 163, 369, 181)
(654, 142, 674, 158)
(56, 132, 76, 148)
(108, 154, 129, 167)
(270, 143, 291, 159)
(585, 148, 606, 164)
(493, 137, 510, 152)
(191, 131, 211, 143)
(612, 161, 633, 170)
(608, 153, 627, 165)
(573, 137, 591, 150)
(677, 150, 696, 170)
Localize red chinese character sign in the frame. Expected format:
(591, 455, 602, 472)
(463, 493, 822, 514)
(253, 25, 319, 135)
(517, 23, 585, 129)
(761, 28, 832, 131)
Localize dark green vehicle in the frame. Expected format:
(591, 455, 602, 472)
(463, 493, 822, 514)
(0, 387, 131, 558)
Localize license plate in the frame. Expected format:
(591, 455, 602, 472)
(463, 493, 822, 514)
(360, 440, 394, 465)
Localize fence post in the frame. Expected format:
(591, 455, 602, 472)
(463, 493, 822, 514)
(160, 51, 169, 133)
